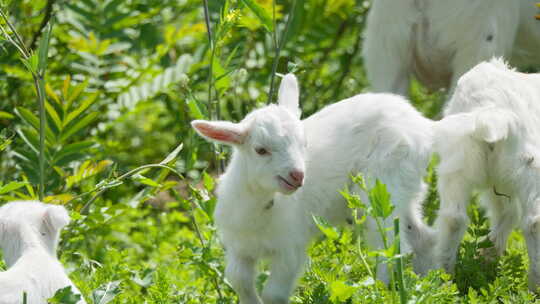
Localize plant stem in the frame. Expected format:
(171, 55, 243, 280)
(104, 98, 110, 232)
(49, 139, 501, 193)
(271, 0, 278, 49)
(373, 216, 388, 250)
(267, 0, 297, 104)
(202, 3, 214, 121)
(357, 234, 374, 279)
(394, 218, 408, 303)
(79, 163, 182, 214)
(29, 0, 56, 50)
(171, 188, 206, 247)
(202, 0, 224, 173)
(201, 4, 225, 299)
(36, 75, 46, 201)
(0, 8, 49, 200)
(202, 0, 213, 43)
(202, 0, 214, 120)
(171, 188, 225, 299)
(0, 9, 30, 58)
(374, 216, 393, 296)
(267, 0, 279, 104)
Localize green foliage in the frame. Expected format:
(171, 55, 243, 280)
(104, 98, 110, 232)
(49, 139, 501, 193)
(13, 77, 99, 190)
(48, 286, 82, 304)
(240, 0, 274, 32)
(91, 281, 121, 304)
(0, 180, 26, 193)
(0, 0, 537, 303)
(313, 214, 340, 240)
(368, 179, 394, 219)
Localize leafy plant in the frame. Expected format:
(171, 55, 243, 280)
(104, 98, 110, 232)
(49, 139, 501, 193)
(0, 7, 52, 199)
(12, 77, 99, 197)
(48, 286, 82, 304)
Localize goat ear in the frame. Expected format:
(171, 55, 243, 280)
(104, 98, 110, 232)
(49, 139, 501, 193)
(43, 205, 70, 231)
(278, 73, 301, 118)
(191, 120, 247, 145)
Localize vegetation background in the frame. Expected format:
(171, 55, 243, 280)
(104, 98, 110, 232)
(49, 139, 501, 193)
(0, 0, 536, 302)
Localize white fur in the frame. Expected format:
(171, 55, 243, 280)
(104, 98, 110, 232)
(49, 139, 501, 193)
(430, 59, 540, 290)
(0, 201, 85, 304)
(363, 0, 540, 95)
(192, 74, 438, 303)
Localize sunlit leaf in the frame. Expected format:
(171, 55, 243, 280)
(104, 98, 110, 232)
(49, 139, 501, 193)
(53, 140, 95, 166)
(131, 269, 154, 288)
(132, 174, 162, 187)
(21, 175, 36, 199)
(329, 280, 357, 303)
(20, 55, 37, 74)
(45, 101, 62, 131)
(37, 22, 52, 74)
(369, 179, 394, 219)
(312, 214, 339, 240)
(240, 0, 274, 32)
(0, 181, 28, 195)
(0, 111, 14, 119)
(212, 57, 231, 92)
(160, 142, 183, 165)
(45, 83, 62, 105)
(62, 75, 71, 100)
(47, 286, 82, 304)
(198, 196, 216, 221)
(15, 107, 56, 143)
(283, 0, 305, 44)
(0, 129, 14, 151)
(16, 127, 40, 155)
(91, 281, 120, 304)
(61, 111, 98, 142)
(44, 193, 75, 205)
(64, 93, 98, 127)
(203, 172, 215, 191)
(66, 160, 113, 189)
(66, 79, 89, 110)
(186, 98, 205, 120)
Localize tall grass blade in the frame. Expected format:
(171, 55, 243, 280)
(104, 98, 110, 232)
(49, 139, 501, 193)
(267, 0, 297, 104)
(394, 217, 408, 303)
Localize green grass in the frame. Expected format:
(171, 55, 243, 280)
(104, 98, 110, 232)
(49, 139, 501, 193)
(51, 178, 539, 303)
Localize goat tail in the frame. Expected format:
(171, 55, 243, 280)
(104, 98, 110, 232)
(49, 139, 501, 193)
(471, 107, 517, 143)
(433, 107, 517, 174)
(435, 107, 517, 145)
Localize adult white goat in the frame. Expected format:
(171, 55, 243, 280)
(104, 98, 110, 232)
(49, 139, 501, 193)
(192, 74, 436, 304)
(431, 59, 540, 290)
(0, 201, 85, 304)
(363, 0, 540, 95)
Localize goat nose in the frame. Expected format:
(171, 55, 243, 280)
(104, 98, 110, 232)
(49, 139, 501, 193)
(289, 170, 304, 184)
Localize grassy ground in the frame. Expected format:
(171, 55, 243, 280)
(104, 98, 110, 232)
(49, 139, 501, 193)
(54, 181, 538, 303)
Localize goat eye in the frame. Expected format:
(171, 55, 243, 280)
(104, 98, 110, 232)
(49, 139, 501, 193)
(255, 147, 270, 156)
(41, 232, 46, 236)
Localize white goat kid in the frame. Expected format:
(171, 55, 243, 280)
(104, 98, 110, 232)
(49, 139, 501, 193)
(192, 74, 435, 304)
(0, 201, 85, 304)
(432, 59, 540, 290)
(363, 0, 540, 95)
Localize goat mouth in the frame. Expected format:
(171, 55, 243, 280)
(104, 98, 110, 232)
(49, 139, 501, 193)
(277, 176, 301, 192)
